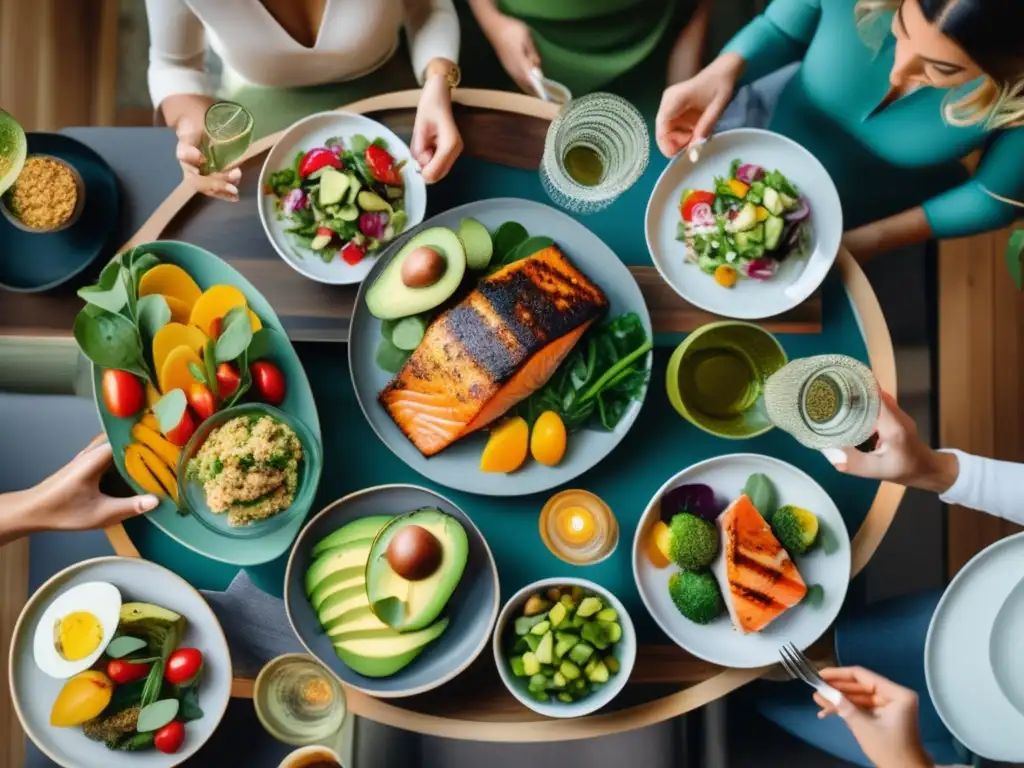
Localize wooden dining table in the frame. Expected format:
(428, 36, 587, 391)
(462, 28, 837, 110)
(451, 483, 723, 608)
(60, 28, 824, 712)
(2, 89, 904, 745)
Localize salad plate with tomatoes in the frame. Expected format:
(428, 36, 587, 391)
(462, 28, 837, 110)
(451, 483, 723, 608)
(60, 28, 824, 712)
(75, 240, 321, 567)
(258, 111, 427, 285)
(645, 129, 843, 320)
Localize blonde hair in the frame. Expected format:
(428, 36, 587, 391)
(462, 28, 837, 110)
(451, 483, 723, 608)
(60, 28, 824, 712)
(854, 0, 1024, 129)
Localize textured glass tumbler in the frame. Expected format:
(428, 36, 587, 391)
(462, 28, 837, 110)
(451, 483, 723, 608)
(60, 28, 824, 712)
(540, 93, 649, 215)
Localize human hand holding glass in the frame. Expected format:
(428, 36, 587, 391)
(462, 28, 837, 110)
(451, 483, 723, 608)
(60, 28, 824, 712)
(655, 53, 744, 157)
(813, 667, 935, 768)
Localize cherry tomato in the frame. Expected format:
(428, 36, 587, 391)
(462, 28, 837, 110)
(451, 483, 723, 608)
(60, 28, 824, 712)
(364, 144, 402, 185)
(250, 361, 286, 405)
(165, 647, 204, 686)
(102, 370, 144, 418)
(188, 382, 216, 421)
(216, 363, 241, 400)
(209, 316, 224, 339)
(680, 190, 716, 222)
(164, 407, 196, 447)
(153, 721, 185, 754)
(298, 147, 342, 177)
(105, 658, 151, 685)
(340, 241, 365, 265)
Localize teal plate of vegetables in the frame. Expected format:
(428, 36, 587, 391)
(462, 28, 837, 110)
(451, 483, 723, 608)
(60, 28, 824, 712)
(348, 198, 653, 496)
(632, 454, 850, 669)
(9, 556, 232, 767)
(645, 128, 842, 320)
(258, 111, 427, 286)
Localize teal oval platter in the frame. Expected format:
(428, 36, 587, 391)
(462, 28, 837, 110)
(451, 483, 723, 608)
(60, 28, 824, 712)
(0, 133, 119, 292)
(90, 240, 322, 566)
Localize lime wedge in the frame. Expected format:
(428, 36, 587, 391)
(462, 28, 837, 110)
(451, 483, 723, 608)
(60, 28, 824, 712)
(204, 101, 253, 143)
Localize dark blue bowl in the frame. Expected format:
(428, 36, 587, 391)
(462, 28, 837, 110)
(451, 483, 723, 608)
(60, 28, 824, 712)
(0, 133, 119, 292)
(284, 484, 500, 697)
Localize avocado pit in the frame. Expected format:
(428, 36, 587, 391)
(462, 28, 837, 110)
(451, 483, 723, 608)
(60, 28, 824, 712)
(386, 524, 442, 580)
(400, 246, 445, 288)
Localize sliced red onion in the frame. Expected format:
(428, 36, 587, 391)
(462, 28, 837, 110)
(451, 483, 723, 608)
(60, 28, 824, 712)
(745, 258, 779, 280)
(785, 196, 811, 221)
(329, 143, 344, 158)
(359, 211, 390, 239)
(282, 188, 307, 215)
(690, 202, 715, 226)
(735, 163, 765, 184)
(660, 483, 726, 523)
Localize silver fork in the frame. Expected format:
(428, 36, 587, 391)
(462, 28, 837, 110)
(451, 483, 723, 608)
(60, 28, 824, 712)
(778, 642, 843, 707)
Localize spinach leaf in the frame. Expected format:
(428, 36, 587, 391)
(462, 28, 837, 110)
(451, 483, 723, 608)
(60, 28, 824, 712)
(188, 361, 207, 386)
(203, 338, 218, 396)
(500, 235, 554, 267)
(803, 584, 825, 607)
(742, 473, 778, 519)
(177, 681, 204, 722)
(137, 295, 171, 343)
(350, 134, 370, 154)
(215, 305, 253, 363)
(77, 260, 129, 314)
(73, 308, 150, 381)
(491, 222, 529, 262)
(1008, 229, 1024, 290)
(153, 389, 188, 435)
(129, 251, 161, 291)
(247, 327, 272, 362)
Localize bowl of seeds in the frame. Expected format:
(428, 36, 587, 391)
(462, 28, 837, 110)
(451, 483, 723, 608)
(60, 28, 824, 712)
(1, 153, 85, 233)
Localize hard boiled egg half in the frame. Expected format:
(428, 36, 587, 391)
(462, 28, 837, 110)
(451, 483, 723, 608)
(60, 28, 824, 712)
(33, 582, 122, 679)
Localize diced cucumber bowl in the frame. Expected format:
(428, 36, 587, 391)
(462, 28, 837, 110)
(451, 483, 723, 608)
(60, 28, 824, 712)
(493, 578, 635, 718)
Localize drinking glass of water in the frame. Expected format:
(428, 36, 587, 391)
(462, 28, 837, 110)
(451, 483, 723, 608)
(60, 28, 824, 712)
(200, 101, 254, 174)
(539, 93, 649, 215)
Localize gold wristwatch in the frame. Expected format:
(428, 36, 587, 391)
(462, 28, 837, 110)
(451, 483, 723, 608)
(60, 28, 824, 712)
(425, 58, 461, 90)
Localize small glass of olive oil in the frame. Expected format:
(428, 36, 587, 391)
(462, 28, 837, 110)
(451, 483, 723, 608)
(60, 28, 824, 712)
(540, 93, 649, 214)
(254, 654, 346, 747)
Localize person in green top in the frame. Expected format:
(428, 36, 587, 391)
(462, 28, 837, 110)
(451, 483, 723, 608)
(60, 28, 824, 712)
(656, 0, 1024, 261)
(464, 0, 713, 98)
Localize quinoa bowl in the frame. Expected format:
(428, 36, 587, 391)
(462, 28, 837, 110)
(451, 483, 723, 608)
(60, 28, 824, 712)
(1, 153, 86, 233)
(177, 403, 322, 540)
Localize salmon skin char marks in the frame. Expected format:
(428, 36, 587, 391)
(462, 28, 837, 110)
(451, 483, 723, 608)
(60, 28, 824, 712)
(378, 246, 609, 456)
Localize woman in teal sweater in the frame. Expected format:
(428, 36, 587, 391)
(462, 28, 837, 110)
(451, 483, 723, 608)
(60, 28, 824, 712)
(656, 0, 1024, 261)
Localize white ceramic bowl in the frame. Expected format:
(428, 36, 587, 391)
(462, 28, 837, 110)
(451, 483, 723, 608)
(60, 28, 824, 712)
(645, 128, 842, 320)
(258, 111, 427, 285)
(9, 557, 233, 768)
(632, 454, 851, 669)
(493, 578, 636, 718)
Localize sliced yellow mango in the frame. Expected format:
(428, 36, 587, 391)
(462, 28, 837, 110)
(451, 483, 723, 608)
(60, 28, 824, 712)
(158, 345, 203, 397)
(190, 285, 247, 337)
(144, 384, 162, 411)
(131, 423, 181, 470)
(124, 444, 166, 499)
(140, 410, 161, 432)
(137, 264, 202, 313)
(165, 296, 192, 325)
(152, 322, 207, 381)
(132, 442, 178, 503)
(480, 417, 529, 473)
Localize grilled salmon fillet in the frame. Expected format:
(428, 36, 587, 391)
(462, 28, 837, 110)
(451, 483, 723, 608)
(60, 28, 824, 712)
(379, 245, 609, 456)
(711, 494, 807, 634)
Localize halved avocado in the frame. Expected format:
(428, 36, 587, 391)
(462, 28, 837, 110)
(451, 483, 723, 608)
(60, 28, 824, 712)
(318, 585, 368, 625)
(325, 606, 390, 639)
(312, 515, 394, 558)
(304, 536, 374, 596)
(0, 111, 26, 196)
(365, 509, 468, 632)
(458, 217, 493, 270)
(364, 227, 466, 320)
(310, 570, 364, 612)
(331, 618, 450, 677)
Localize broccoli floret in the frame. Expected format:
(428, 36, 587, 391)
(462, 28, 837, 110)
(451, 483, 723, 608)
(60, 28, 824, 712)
(772, 505, 819, 555)
(668, 571, 724, 624)
(81, 705, 140, 745)
(668, 512, 719, 570)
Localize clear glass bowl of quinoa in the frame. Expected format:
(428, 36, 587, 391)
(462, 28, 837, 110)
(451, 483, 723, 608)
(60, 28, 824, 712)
(177, 403, 323, 539)
(0, 153, 86, 233)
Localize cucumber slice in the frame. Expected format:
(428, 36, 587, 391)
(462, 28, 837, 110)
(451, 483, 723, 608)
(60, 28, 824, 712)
(390, 315, 427, 351)
(764, 215, 785, 251)
(318, 168, 349, 206)
(763, 187, 784, 216)
(375, 338, 409, 373)
(458, 217, 494, 270)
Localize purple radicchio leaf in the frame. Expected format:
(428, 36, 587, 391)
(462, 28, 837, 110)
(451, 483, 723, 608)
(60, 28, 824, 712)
(660, 483, 725, 523)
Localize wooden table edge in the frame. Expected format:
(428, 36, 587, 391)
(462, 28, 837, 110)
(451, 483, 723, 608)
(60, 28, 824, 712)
(102, 89, 903, 740)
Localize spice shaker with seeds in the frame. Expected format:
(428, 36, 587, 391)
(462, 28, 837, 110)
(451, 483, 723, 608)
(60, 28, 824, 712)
(761, 354, 881, 450)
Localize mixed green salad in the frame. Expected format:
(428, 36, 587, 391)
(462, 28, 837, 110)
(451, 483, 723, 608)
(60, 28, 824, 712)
(265, 134, 408, 265)
(676, 159, 811, 288)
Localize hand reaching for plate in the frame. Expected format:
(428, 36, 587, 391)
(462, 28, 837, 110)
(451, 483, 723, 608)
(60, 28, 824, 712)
(813, 667, 935, 768)
(656, 53, 745, 158)
(0, 437, 159, 545)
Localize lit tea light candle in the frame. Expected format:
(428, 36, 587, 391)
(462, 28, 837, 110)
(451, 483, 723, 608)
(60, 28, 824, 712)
(540, 490, 618, 565)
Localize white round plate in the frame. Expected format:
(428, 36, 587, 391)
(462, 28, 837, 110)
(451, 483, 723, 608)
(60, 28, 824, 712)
(632, 454, 851, 669)
(258, 111, 427, 285)
(926, 531, 1024, 762)
(645, 128, 842, 320)
(9, 557, 233, 768)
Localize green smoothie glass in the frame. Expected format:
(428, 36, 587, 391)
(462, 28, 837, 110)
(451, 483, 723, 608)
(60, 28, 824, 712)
(200, 101, 254, 173)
